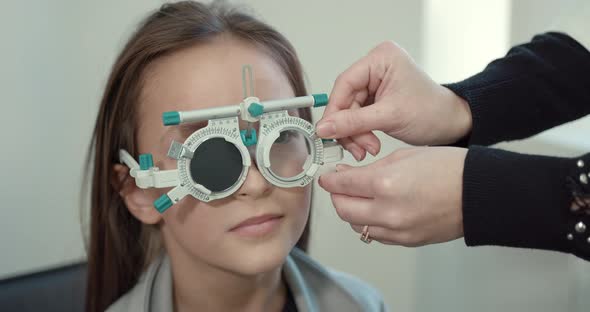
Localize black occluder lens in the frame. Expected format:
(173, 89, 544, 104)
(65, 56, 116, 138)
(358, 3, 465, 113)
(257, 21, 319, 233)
(189, 138, 243, 193)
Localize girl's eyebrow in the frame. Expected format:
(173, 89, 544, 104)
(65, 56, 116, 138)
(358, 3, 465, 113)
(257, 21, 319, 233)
(159, 121, 208, 144)
(178, 121, 208, 134)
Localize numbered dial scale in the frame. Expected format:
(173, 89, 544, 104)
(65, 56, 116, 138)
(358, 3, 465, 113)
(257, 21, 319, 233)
(119, 94, 343, 213)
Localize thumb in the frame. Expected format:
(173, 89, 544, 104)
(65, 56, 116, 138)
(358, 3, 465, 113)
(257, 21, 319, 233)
(336, 164, 354, 172)
(316, 101, 393, 139)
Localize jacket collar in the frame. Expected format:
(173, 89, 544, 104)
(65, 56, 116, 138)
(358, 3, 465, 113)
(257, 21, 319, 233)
(142, 251, 314, 311)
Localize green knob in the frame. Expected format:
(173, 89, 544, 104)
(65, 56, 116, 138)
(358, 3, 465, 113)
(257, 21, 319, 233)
(139, 154, 154, 170)
(162, 111, 181, 126)
(312, 94, 329, 107)
(248, 102, 264, 117)
(240, 129, 257, 146)
(154, 194, 173, 213)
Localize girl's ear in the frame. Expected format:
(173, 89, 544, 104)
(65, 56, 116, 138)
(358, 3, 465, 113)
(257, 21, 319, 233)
(112, 164, 162, 224)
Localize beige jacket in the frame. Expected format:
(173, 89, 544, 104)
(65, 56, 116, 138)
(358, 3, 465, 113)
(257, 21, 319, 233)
(106, 248, 388, 312)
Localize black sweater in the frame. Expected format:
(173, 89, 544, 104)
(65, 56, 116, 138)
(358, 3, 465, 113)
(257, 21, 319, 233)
(445, 32, 590, 261)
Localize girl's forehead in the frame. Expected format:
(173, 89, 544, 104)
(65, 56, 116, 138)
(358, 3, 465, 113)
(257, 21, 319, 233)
(140, 39, 294, 113)
(135, 39, 295, 142)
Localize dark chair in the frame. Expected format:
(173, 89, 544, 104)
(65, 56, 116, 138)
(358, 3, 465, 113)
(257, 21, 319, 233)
(0, 262, 86, 312)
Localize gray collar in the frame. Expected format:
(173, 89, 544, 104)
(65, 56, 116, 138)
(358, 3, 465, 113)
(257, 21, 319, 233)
(146, 252, 312, 312)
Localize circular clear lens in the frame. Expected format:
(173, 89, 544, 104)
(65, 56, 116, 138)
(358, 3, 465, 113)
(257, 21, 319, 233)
(189, 137, 243, 193)
(268, 129, 312, 179)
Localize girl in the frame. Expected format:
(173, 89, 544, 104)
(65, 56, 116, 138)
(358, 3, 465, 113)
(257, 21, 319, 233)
(85, 1, 387, 311)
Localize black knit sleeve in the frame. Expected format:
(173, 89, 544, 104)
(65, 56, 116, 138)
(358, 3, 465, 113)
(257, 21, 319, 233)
(445, 32, 590, 147)
(462, 146, 590, 261)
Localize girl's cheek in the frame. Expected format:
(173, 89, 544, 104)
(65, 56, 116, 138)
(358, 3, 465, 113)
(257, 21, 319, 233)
(155, 153, 177, 170)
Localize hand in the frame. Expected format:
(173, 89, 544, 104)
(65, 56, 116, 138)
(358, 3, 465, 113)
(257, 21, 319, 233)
(318, 147, 467, 246)
(317, 41, 472, 161)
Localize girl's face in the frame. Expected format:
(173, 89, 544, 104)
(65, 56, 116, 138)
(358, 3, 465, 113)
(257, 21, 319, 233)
(126, 36, 311, 275)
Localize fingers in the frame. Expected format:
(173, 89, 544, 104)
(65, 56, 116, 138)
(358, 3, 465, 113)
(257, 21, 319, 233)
(316, 102, 393, 140)
(350, 224, 399, 245)
(318, 43, 397, 145)
(349, 224, 420, 246)
(349, 132, 381, 156)
(337, 137, 366, 162)
(345, 100, 381, 156)
(324, 56, 374, 117)
(318, 164, 376, 197)
(330, 193, 384, 226)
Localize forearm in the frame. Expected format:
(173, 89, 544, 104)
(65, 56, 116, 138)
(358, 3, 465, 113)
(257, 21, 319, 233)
(445, 32, 590, 146)
(462, 146, 590, 261)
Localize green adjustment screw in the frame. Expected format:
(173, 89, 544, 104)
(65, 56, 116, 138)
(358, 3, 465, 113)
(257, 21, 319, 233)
(248, 102, 264, 117)
(162, 111, 181, 126)
(240, 129, 257, 147)
(154, 194, 173, 213)
(312, 94, 329, 107)
(139, 154, 154, 170)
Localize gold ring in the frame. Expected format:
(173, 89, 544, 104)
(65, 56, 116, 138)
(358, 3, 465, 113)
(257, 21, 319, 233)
(360, 225, 372, 244)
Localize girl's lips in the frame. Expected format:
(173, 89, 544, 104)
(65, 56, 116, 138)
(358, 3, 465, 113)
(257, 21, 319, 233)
(229, 214, 283, 237)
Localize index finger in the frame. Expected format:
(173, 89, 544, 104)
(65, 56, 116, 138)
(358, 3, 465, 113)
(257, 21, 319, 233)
(325, 50, 386, 117)
(324, 55, 372, 116)
(318, 164, 376, 198)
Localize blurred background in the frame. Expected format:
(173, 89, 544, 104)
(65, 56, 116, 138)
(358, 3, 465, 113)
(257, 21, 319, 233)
(1, 0, 589, 311)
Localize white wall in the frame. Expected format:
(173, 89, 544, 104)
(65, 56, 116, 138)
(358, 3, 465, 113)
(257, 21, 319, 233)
(0, 0, 169, 278)
(413, 2, 589, 312)
(0, 0, 89, 278)
(1, 1, 588, 311)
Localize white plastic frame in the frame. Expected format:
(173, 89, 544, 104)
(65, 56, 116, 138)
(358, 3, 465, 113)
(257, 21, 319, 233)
(167, 116, 250, 203)
(119, 95, 344, 208)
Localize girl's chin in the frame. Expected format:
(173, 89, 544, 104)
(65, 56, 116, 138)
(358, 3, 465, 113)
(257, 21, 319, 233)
(222, 241, 293, 276)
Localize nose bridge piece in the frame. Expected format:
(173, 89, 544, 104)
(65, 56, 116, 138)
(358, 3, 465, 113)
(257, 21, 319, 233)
(240, 128, 257, 146)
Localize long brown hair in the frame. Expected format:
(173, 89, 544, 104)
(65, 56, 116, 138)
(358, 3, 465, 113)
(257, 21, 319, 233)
(84, 1, 312, 311)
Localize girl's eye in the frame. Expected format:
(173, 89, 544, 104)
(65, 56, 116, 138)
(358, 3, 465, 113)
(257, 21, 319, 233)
(178, 122, 207, 139)
(275, 130, 295, 144)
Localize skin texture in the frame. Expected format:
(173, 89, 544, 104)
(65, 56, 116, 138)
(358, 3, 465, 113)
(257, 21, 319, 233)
(319, 147, 466, 246)
(317, 41, 472, 160)
(317, 41, 472, 247)
(114, 35, 311, 312)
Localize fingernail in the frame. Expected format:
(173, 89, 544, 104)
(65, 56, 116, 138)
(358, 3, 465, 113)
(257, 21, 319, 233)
(366, 145, 378, 156)
(348, 148, 360, 161)
(358, 152, 366, 162)
(352, 147, 365, 162)
(316, 121, 335, 138)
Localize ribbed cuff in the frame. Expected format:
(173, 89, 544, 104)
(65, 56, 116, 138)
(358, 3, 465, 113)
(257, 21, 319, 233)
(444, 78, 520, 147)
